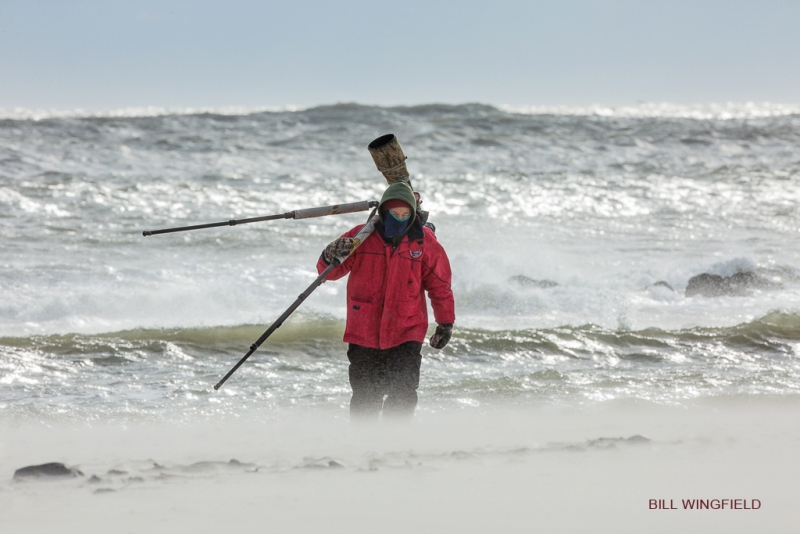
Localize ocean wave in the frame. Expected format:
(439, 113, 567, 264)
(501, 102, 800, 120)
(3, 311, 799, 356)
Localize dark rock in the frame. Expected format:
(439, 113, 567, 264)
(13, 462, 83, 480)
(107, 469, 128, 476)
(509, 275, 558, 288)
(728, 272, 778, 290)
(686, 273, 727, 297)
(686, 272, 780, 297)
(88, 475, 103, 483)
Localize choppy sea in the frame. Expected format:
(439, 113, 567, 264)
(2, 102, 800, 423)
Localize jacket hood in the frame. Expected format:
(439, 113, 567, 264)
(378, 181, 417, 223)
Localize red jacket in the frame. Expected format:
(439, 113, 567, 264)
(317, 219, 455, 350)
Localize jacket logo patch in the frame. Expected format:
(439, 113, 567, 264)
(410, 250, 422, 258)
(352, 305, 360, 310)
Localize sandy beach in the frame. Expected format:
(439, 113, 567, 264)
(3, 396, 798, 533)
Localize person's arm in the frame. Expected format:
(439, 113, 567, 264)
(421, 235, 455, 348)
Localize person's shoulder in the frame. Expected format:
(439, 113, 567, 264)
(343, 223, 368, 237)
(422, 225, 440, 242)
(421, 226, 449, 255)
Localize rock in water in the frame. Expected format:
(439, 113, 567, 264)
(13, 462, 83, 480)
(727, 272, 778, 291)
(685, 272, 780, 297)
(685, 273, 728, 297)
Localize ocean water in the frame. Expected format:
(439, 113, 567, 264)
(3, 103, 800, 533)
(1, 102, 800, 422)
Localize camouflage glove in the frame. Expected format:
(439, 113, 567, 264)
(323, 237, 354, 263)
(429, 323, 453, 349)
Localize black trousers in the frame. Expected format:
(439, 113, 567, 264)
(347, 341, 423, 421)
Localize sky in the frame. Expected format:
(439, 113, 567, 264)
(1, 0, 799, 110)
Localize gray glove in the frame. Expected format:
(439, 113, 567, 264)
(429, 323, 453, 349)
(323, 237, 354, 263)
